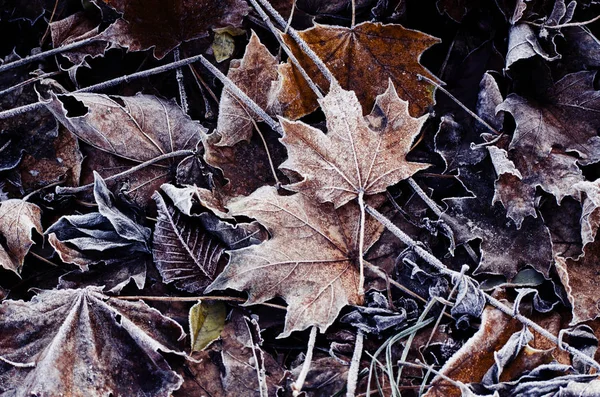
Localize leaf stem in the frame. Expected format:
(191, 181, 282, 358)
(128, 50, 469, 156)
(417, 73, 501, 135)
(358, 190, 366, 297)
(292, 325, 318, 396)
(364, 204, 600, 371)
(0, 53, 210, 120)
(0, 37, 100, 75)
(346, 329, 364, 397)
(351, 0, 356, 28)
(55, 149, 195, 194)
(112, 295, 287, 310)
(524, 13, 600, 29)
(173, 47, 189, 113)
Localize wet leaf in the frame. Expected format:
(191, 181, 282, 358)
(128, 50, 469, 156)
(207, 186, 384, 337)
(0, 287, 185, 397)
(0, 199, 42, 275)
(281, 82, 429, 208)
(272, 21, 440, 119)
(97, 0, 250, 59)
(189, 301, 226, 352)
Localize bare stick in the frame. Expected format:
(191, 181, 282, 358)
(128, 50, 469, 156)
(252, 0, 337, 85)
(244, 318, 269, 397)
(365, 204, 600, 371)
(358, 190, 366, 296)
(113, 295, 287, 310)
(407, 178, 443, 217)
(417, 74, 501, 135)
(197, 55, 282, 134)
(173, 47, 189, 113)
(251, 0, 324, 99)
(346, 330, 364, 397)
(284, 0, 297, 33)
(525, 13, 600, 29)
(292, 326, 318, 396)
(0, 71, 60, 96)
(56, 149, 195, 194)
(0, 53, 209, 120)
(0, 37, 99, 74)
(351, 0, 356, 27)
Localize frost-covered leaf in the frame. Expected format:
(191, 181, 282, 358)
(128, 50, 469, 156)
(216, 32, 279, 147)
(207, 186, 384, 337)
(0, 287, 185, 397)
(189, 301, 226, 352)
(281, 83, 429, 208)
(0, 199, 42, 275)
(97, 0, 249, 59)
(272, 22, 440, 119)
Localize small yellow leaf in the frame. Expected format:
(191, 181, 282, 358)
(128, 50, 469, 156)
(189, 301, 226, 352)
(212, 31, 236, 63)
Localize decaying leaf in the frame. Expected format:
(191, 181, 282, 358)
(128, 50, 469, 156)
(216, 32, 279, 146)
(207, 186, 384, 336)
(44, 91, 205, 204)
(189, 301, 226, 352)
(281, 82, 429, 208)
(97, 0, 250, 59)
(272, 21, 440, 119)
(0, 199, 42, 275)
(153, 191, 266, 293)
(0, 287, 185, 396)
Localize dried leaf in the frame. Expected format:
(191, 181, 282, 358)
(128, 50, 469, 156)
(0, 199, 42, 275)
(216, 32, 279, 146)
(281, 82, 429, 208)
(0, 287, 185, 396)
(189, 301, 226, 352)
(98, 0, 250, 59)
(207, 186, 384, 336)
(272, 22, 440, 119)
(50, 11, 108, 68)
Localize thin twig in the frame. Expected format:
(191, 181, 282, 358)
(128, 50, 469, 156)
(524, 13, 600, 29)
(112, 295, 287, 310)
(358, 190, 366, 297)
(0, 37, 99, 74)
(407, 178, 443, 217)
(292, 326, 318, 396)
(284, 0, 297, 33)
(41, 0, 60, 44)
(365, 204, 600, 371)
(56, 149, 195, 194)
(0, 71, 61, 97)
(346, 330, 364, 397)
(351, 0, 356, 27)
(0, 53, 210, 120)
(417, 74, 501, 135)
(173, 47, 189, 113)
(252, 0, 337, 85)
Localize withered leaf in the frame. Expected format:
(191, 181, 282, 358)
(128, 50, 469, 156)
(189, 301, 226, 352)
(0, 287, 185, 396)
(44, 92, 205, 204)
(0, 199, 42, 275)
(281, 83, 429, 208)
(272, 21, 440, 119)
(97, 0, 249, 59)
(216, 32, 279, 147)
(153, 191, 265, 293)
(206, 186, 384, 337)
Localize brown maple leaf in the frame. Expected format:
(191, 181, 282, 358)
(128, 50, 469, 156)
(280, 82, 429, 209)
(270, 21, 440, 119)
(98, 0, 249, 59)
(216, 32, 279, 147)
(0, 199, 42, 275)
(206, 186, 384, 336)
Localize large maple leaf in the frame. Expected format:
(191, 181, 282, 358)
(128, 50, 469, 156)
(280, 82, 429, 208)
(271, 22, 440, 119)
(206, 186, 384, 337)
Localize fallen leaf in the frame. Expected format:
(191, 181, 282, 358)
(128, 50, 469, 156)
(436, 0, 479, 22)
(216, 32, 279, 147)
(50, 11, 108, 68)
(0, 199, 42, 275)
(0, 287, 185, 396)
(280, 82, 429, 208)
(97, 0, 250, 59)
(272, 21, 440, 119)
(206, 186, 384, 336)
(189, 301, 226, 352)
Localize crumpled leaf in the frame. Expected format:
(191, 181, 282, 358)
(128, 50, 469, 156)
(340, 290, 409, 335)
(44, 91, 205, 204)
(216, 32, 279, 147)
(0, 287, 185, 397)
(153, 191, 266, 293)
(482, 326, 534, 386)
(160, 183, 230, 219)
(97, 0, 250, 59)
(207, 186, 384, 337)
(189, 301, 226, 352)
(450, 272, 486, 328)
(0, 199, 42, 275)
(271, 21, 440, 119)
(47, 172, 150, 292)
(281, 82, 429, 208)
